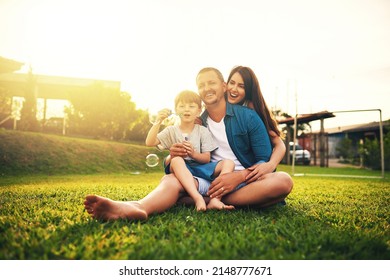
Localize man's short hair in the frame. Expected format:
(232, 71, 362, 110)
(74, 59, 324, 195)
(196, 67, 225, 82)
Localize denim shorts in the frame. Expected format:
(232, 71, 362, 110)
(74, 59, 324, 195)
(165, 161, 219, 181)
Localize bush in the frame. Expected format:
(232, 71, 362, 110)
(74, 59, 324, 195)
(362, 131, 390, 171)
(336, 138, 354, 163)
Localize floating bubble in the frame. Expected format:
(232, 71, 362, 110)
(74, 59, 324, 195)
(163, 114, 180, 126)
(149, 113, 158, 125)
(149, 109, 179, 126)
(145, 154, 159, 167)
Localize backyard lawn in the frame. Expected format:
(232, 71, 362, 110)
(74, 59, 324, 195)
(1, 166, 389, 260)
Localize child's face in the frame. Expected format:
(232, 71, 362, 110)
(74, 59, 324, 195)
(175, 101, 201, 123)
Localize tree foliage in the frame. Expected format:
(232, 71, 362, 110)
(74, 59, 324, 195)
(65, 83, 149, 141)
(361, 131, 390, 171)
(336, 137, 355, 162)
(0, 86, 12, 122)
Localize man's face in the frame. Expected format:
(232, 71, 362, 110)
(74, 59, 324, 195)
(196, 70, 226, 106)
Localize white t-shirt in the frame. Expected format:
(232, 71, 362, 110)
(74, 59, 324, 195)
(207, 116, 244, 171)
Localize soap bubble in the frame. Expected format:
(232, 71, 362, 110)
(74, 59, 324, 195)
(149, 109, 179, 126)
(145, 154, 159, 167)
(149, 113, 158, 125)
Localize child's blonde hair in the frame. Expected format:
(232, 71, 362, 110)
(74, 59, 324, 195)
(174, 90, 202, 109)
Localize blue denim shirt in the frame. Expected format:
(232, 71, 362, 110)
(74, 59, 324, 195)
(201, 102, 272, 168)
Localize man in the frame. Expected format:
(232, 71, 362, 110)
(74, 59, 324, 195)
(84, 67, 293, 221)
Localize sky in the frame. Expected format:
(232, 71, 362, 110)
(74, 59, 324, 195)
(1, 0, 389, 131)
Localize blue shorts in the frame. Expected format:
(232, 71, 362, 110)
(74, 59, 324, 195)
(165, 161, 219, 181)
(195, 177, 247, 196)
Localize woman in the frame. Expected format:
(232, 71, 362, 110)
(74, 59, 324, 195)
(226, 66, 286, 180)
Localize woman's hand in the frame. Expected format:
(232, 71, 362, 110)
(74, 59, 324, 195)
(207, 171, 245, 199)
(245, 162, 275, 183)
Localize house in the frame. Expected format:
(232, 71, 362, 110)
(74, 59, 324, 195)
(277, 111, 388, 167)
(322, 121, 390, 158)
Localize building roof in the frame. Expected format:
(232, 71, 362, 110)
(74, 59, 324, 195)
(315, 120, 390, 134)
(0, 72, 121, 99)
(277, 111, 335, 125)
(0, 56, 24, 73)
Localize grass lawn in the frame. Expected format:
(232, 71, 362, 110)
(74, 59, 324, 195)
(1, 166, 389, 260)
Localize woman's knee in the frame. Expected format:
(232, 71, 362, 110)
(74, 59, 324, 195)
(278, 172, 294, 194)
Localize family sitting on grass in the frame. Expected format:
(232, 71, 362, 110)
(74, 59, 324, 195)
(84, 66, 293, 221)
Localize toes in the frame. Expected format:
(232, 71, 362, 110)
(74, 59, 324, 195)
(85, 195, 99, 203)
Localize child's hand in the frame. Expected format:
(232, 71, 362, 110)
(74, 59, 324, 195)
(156, 108, 172, 124)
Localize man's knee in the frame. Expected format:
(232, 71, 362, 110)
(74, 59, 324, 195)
(160, 174, 181, 189)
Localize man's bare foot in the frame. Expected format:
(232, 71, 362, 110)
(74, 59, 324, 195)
(84, 195, 148, 221)
(207, 198, 235, 210)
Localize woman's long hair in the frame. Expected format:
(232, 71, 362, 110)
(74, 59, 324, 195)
(227, 66, 283, 139)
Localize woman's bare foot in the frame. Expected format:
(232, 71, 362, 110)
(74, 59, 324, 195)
(84, 195, 148, 221)
(207, 198, 235, 210)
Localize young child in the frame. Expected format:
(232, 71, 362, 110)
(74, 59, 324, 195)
(145, 90, 234, 211)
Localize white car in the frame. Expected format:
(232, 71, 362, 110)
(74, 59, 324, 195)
(289, 142, 311, 165)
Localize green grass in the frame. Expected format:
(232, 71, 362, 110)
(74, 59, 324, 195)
(1, 172, 389, 260)
(0, 129, 167, 175)
(0, 130, 389, 260)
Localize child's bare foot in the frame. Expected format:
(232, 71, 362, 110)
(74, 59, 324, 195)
(84, 195, 148, 221)
(207, 198, 235, 210)
(177, 195, 210, 206)
(194, 196, 207, 212)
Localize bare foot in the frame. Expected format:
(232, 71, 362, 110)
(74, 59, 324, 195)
(194, 196, 207, 212)
(207, 198, 235, 210)
(84, 195, 148, 221)
(177, 195, 210, 206)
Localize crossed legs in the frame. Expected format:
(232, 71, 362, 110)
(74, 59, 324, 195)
(222, 171, 293, 207)
(84, 171, 293, 221)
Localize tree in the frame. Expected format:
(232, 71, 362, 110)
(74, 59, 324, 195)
(361, 130, 390, 171)
(66, 83, 143, 140)
(125, 109, 150, 142)
(336, 137, 354, 163)
(0, 86, 12, 121)
(18, 68, 39, 131)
